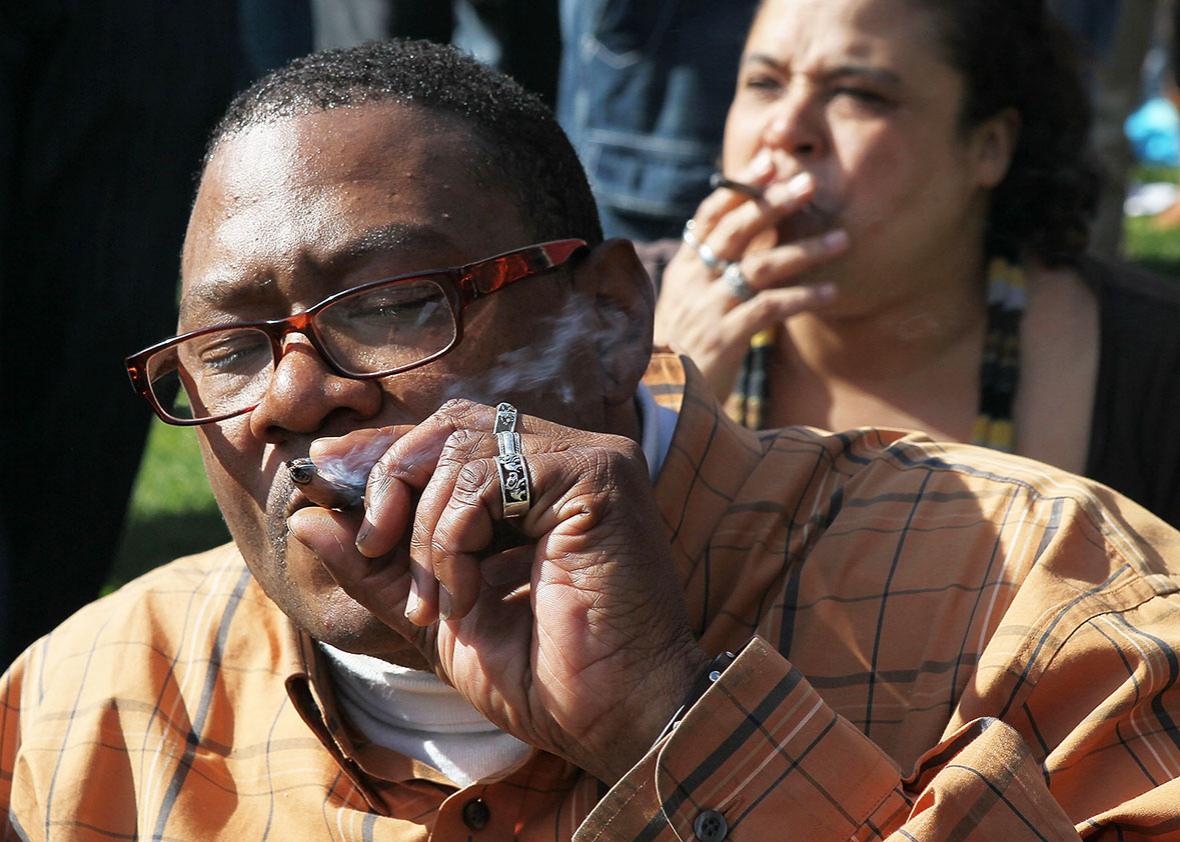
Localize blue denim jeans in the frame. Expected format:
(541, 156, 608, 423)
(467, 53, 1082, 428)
(557, 0, 758, 241)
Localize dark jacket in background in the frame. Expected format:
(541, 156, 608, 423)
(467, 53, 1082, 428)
(0, 0, 240, 665)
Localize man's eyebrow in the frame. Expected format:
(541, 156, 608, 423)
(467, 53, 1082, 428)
(179, 223, 461, 322)
(744, 53, 902, 87)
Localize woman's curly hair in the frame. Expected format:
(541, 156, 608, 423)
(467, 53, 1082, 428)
(919, 0, 1101, 264)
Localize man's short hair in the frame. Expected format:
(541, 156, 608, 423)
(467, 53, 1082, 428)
(208, 39, 604, 245)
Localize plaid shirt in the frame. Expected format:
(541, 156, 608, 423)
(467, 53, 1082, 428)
(3, 353, 1179, 840)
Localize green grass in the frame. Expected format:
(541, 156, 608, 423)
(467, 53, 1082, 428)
(1134, 164, 1180, 185)
(1126, 215, 1180, 278)
(1126, 164, 1180, 278)
(109, 421, 228, 591)
(111, 180, 1180, 589)
(1125, 166, 1180, 279)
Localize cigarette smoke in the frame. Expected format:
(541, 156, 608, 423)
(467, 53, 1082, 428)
(309, 291, 641, 487)
(313, 437, 392, 490)
(442, 291, 635, 405)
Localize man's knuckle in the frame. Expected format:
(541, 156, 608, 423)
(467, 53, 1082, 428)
(409, 531, 431, 556)
(438, 397, 476, 416)
(439, 428, 485, 466)
(454, 461, 492, 498)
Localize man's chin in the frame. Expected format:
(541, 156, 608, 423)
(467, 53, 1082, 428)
(263, 536, 430, 668)
(311, 607, 431, 670)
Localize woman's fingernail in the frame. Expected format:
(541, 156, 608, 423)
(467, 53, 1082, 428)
(823, 229, 849, 249)
(748, 149, 773, 178)
(814, 282, 838, 300)
(405, 586, 420, 619)
(786, 171, 813, 197)
(438, 587, 453, 620)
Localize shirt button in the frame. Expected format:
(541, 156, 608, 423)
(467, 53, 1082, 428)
(462, 797, 491, 831)
(693, 809, 728, 841)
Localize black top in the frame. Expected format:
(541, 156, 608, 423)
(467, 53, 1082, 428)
(1084, 258, 1180, 527)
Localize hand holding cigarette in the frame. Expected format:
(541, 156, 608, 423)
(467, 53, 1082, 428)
(284, 426, 400, 512)
(284, 400, 708, 785)
(653, 151, 848, 404)
(709, 171, 766, 199)
(287, 457, 367, 509)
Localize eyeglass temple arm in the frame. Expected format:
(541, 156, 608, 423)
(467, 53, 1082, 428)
(464, 239, 587, 299)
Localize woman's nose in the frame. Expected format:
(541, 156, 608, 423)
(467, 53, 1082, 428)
(761, 88, 825, 160)
(247, 334, 382, 443)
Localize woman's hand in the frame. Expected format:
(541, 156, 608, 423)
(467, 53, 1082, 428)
(653, 151, 848, 401)
(287, 400, 708, 785)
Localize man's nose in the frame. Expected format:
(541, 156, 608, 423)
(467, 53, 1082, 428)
(760, 87, 826, 161)
(248, 334, 382, 442)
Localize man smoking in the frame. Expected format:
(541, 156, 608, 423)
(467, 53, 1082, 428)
(3, 40, 1179, 841)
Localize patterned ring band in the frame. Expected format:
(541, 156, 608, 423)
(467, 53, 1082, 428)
(493, 402, 530, 518)
(722, 262, 756, 302)
(495, 452, 531, 518)
(682, 219, 729, 273)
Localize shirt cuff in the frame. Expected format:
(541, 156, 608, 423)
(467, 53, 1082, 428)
(576, 636, 909, 841)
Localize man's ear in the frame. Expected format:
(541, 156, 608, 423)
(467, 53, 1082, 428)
(970, 107, 1020, 189)
(569, 238, 655, 406)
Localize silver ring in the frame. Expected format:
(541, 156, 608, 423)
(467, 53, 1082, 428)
(494, 402, 518, 434)
(682, 220, 729, 273)
(496, 430, 522, 457)
(493, 403, 530, 517)
(722, 262, 755, 302)
(495, 452, 531, 518)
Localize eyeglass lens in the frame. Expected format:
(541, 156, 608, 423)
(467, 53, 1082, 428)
(146, 278, 456, 422)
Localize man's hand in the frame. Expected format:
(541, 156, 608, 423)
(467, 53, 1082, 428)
(287, 400, 709, 784)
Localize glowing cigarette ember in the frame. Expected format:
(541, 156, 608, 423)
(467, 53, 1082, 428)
(286, 457, 367, 509)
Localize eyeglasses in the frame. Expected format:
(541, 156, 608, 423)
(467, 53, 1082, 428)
(125, 238, 588, 425)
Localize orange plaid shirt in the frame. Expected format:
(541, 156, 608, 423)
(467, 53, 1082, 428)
(3, 353, 1180, 840)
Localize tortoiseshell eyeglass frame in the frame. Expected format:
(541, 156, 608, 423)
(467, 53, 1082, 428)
(125, 238, 588, 425)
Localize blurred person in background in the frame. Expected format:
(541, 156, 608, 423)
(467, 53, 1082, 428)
(557, 0, 760, 241)
(308, 0, 561, 107)
(0, 1, 240, 664)
(302, 1, 759, 243)
(652, 0, 1180, 527)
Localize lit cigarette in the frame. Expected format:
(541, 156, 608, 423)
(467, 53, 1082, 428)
(709, 172, 766, 199)
(287, 457, 366, 509)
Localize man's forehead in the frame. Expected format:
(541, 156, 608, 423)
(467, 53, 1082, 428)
(178, 221, 464, 319)
(181, 101, 530, 317)
(201, 101, 484, 202)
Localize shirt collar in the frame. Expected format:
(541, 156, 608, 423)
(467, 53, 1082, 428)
(636, 381, 679, 481)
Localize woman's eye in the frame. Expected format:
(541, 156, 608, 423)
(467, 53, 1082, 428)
(831, 87, 892, 110)
(742, 74, 783, 96)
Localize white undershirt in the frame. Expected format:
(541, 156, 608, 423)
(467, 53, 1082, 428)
(320, 645, 532, 786)
(322, 386, 678, 786)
